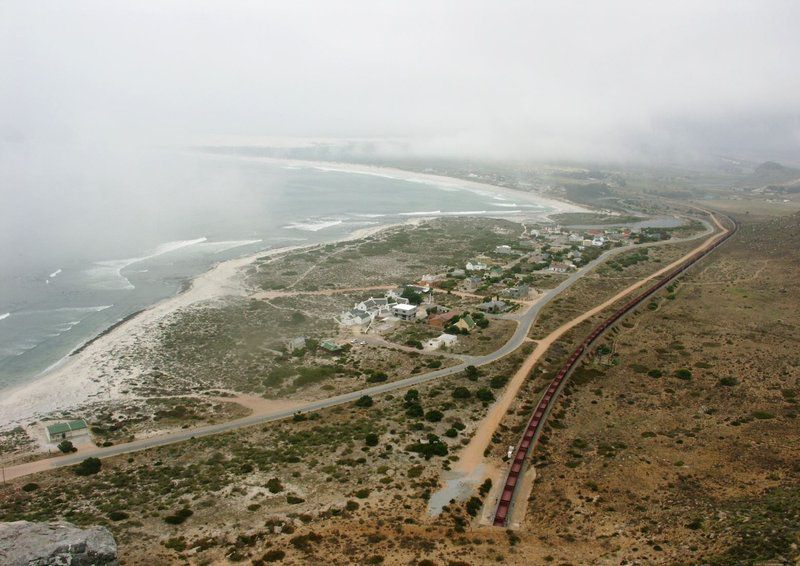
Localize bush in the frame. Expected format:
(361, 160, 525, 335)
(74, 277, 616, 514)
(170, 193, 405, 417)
(263, 549, 286, 562)
(108, 510, 129, 521)
(164, 508, 193, 525)
(355, 488, 371, 499)
(425, 410, 444, 423)
(476, 388, 495, 403)
(355, 395, 374, 408)
(674, 369, 693, 380)
(490, 375, 509, 389)
(366, 371, 388, 383)
(718, 376, 738, 386)
(286, 494, 305, 504)
(57, 440, 75, 453)
(479, 478, 492, 497)
(647, 369, 663, 379)
(465, 365, 480, 380)
(365, 433, 379, 447)
(73, 457, 101, 476)
(267, 478, 284, 493)
(406, 403, 424, 418)
(452, 387, 471, 399)
(404, 389, 420, 404)
(752, 411, 775, 420)
(444, 428, 458, 438)
(21, 482, 39, 492)
(426, 360, 442, 369)
(345, 500, 360, 511)
(406, 439, 448, 459)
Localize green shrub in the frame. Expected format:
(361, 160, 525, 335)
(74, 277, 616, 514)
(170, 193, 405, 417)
(355, 395, 374, 408)
(74, 457, 101, 476)
(476, 388, 495, 402)
(57, 440, 75, 454)
(405, 403, 424, 418)
(108, 510, 129, 521)
(287, 494, 305, 504)
(263, 549, 286, 562)
(674, 369, 693, 380)
(366, 371, 388, 383)
(21, 482, 39, 492)
(345, 500, 360, 511)
(647, 369, 663, 379)
(267, 478, 284, 493)
(365, 433, 379, 447)
(718, 377, 738, 386)
(752, 411, 775, 420)
(490, 375, 509, 389)
(452, 387, 471, 399)
(355, 488, 371, 499)
(425, 410, 444, 423)
(164, 508, 193, 524)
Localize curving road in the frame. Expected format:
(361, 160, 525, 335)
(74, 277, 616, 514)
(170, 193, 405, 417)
(2, 216, 718, 482)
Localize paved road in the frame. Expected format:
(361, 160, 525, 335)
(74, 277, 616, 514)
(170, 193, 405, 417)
(2, 218, 715, 481)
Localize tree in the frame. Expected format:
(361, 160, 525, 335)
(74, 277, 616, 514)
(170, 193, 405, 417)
(365, 433, 379, 447)
(490, 375, 509, 389)
(476, 388, 495, 403)
(57, 440, 75, 453)
(355, 395, 374, 408)
(404, 389, 420, 405)
(452, 387, 471, 399)
(74, 457, 102, 476)
(465, 365, 480, 380)
(425, 410, 444, 423)
(476, 318, 489, 329)
(405, 403, 424, 418)
(401, 287, 423, 305)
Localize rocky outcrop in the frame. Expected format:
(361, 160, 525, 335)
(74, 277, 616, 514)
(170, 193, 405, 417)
(0, 520, 118, 566)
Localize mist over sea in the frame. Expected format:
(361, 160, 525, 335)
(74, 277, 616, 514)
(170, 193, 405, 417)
(0, 151, 553, 391)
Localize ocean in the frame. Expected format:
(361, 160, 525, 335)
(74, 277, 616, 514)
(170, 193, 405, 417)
(0, 152, 556, 392)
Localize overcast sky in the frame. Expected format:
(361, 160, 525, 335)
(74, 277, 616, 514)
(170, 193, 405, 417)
(2, 1, 799, 162)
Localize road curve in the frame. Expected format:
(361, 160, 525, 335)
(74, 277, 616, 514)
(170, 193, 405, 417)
(2, 216, 718, 482)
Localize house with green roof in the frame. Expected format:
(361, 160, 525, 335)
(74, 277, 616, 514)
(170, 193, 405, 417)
(45, 419, 88, 443)
(454, 314, 476, 333)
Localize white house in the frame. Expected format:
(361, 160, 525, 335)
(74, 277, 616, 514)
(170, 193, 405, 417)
(592, 236, 606, 247)
(550, 262, 571, 273)
(466, 261, 488, 272)
(340, 309, 373, 326)
(423, 333, 458, 351)
(392, 303, 419, 321)
(495, 245, 512, 254)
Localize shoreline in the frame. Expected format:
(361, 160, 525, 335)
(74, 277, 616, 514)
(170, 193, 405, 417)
(0, 161, 587, 430)
(191, 152, 589, 216)
(0, 222, 404, 429)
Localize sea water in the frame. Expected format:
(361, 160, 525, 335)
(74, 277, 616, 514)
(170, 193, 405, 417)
(0, 151, 554, 391)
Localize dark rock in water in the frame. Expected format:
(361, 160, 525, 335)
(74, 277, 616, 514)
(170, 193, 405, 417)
(0, 520, 118, 566)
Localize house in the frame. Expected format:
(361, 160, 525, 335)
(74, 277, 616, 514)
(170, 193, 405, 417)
(455, 314, 476, 333)
(463, 276, 483, 291)
(592, 236, 606, 247)
(428, 310, 460, 329)
(320, 340, 342, 352)
(568, 233, 583, 242)
(423, 333, 458, 351)
(46, 419, 88, 443)
(466, 261, 487, 271)
(421, 274, 445, 284)
(501, 285, 530, 299)
(550, 262, 571, 273)
(356, 297, 390, 313)
(340, 309, 373, 326)
(487, 267, 504, 278)
(495, 245, 512, 254)
(477, 300, 507, 313)
(392, 303, 418, 321)
(450, 268, 466, 277)
(287, 336, 307, 352)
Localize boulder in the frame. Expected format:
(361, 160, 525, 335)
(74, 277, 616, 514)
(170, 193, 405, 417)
(0, 520, 118, 565)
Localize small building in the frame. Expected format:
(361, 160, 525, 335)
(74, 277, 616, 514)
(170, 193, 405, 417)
(340, 309, 373, 326)
(463, 276, 483, 291)
(428, 310, 460, 329)
(455, 314, 476, 333)
(423, 333, 458, 351)
(466, 261, 487, 272)
(550, 262, 571, 273)
(495, 245, 513, 254)
(287, 336, 307, 353)
(477, 300, 507, 313)
(501, 285, 530, 300)
(392, 303, 419, 321)
(320, 340, 342, 353)
(450, 268, 466, 278)
(592, 236, 606, 247)
(46, 420, 88, 443)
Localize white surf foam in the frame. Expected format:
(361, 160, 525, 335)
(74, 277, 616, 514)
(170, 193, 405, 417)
(0, 313, 9, 321)
(86, 238, 207, 290)
(49, 268, 62, 278)
(198, 239, 263, 254)
(284, 220, 343, 232)
(399, 210, 443, 216)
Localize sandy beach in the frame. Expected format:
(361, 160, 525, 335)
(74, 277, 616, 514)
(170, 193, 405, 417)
(0, 162, 582, 430)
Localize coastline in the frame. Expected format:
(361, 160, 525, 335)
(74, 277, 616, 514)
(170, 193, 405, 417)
(0, 222, 399, 429)
(192, 152, 589, 216)
(0, 161, 586, 429)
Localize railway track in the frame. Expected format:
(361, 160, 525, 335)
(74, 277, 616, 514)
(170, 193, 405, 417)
(491, 214, 738, 527)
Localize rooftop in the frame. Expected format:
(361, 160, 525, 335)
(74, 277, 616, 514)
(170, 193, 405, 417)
(46, 420, 87, 435)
